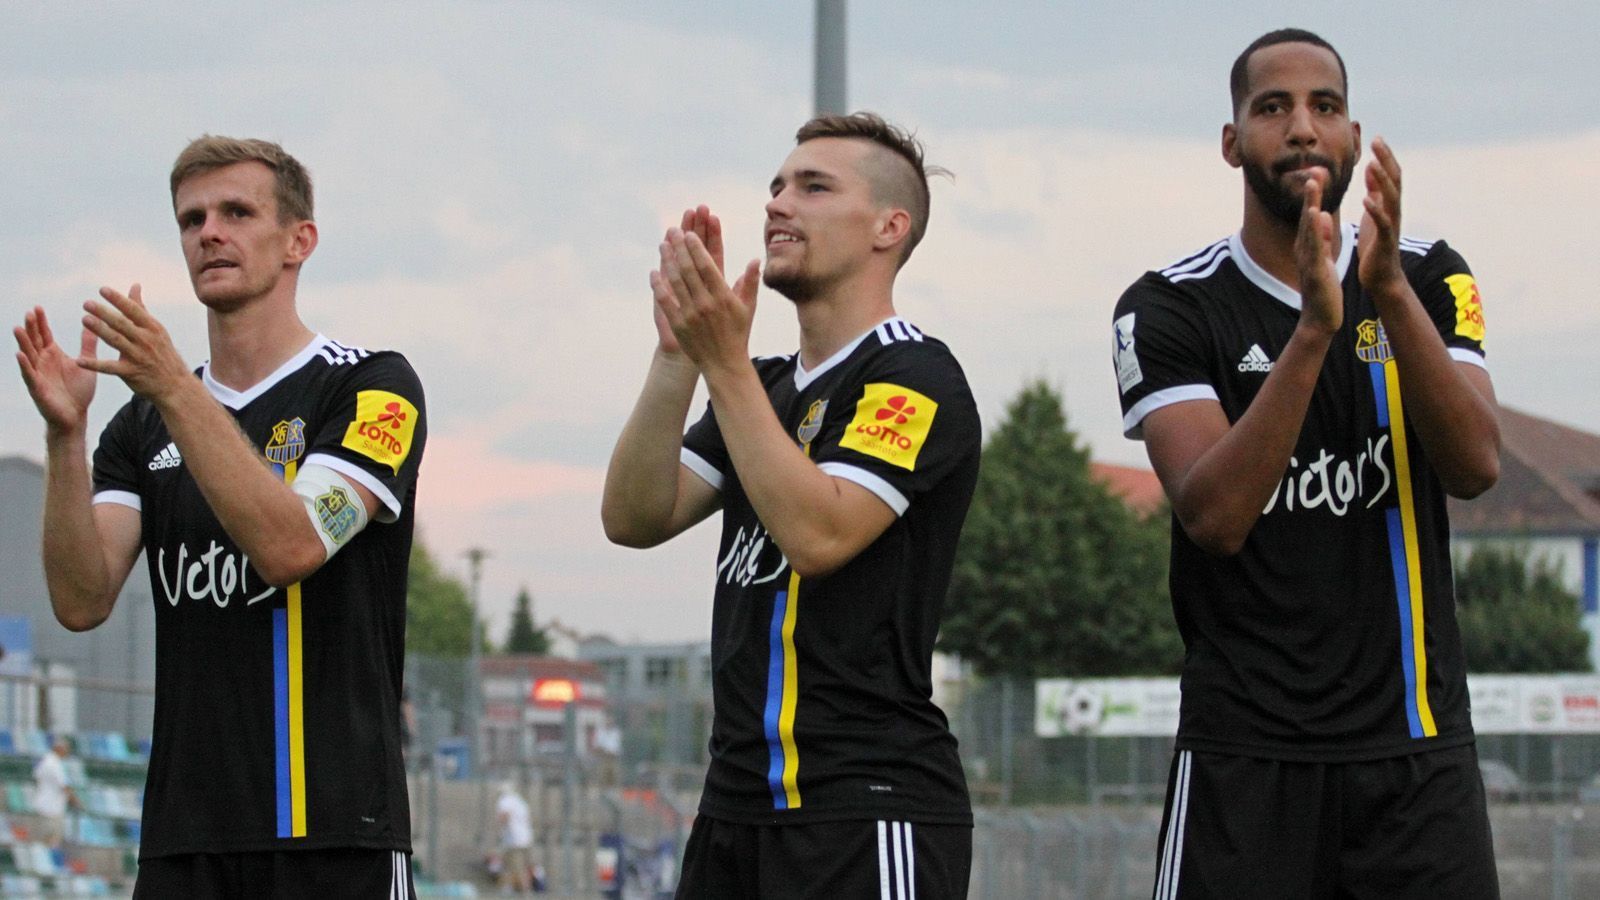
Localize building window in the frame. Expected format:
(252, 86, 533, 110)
(645, 657, 684, 687)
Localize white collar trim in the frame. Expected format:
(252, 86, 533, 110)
(202, 334, 329, 410)
(1227, 221, 1357, 311)
(791, 317, 901, 391)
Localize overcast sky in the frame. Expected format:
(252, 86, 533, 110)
(4, 2, 1596, 643)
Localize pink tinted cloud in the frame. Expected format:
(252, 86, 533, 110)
(416, 431, 604, 520)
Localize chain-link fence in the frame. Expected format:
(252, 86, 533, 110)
(395, 663, 1600, 897)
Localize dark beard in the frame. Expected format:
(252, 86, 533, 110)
(1243, 152, 1354, 227)
(762, 267, 818, 304)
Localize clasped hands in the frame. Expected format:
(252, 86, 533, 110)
(649, 205, 762, 375)
(1294, 136, 1408, 336)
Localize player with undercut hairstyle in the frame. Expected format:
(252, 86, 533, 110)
(14, 135, 425, 898)
(604, 112, 980, 898)
(1112, 28, 1501, 898)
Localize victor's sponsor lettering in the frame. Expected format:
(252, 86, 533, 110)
(717, 524, 788, 588)
(341, 390, 418, 474)
(839, 383, 937, 471)
(156, 541, 275, 608)
(1261, 435, 1392, 517)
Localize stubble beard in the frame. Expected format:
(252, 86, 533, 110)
(762, 263, 819, 304)
(1243, 151, 1355, 228)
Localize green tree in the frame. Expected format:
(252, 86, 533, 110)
(939, 380, 1180, 677)
(504, 586, 551, 655)
(1456, 543, 1591, 672)
(405, 536, 480, 657)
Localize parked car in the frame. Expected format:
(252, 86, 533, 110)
(1478, 758, 1524, 801)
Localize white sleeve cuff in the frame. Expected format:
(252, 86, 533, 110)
(680, 449, 723, 492)
(92, 490, 141, 511)
(303, 452, 402, 523)
(1449, 347, 1488, 370)
(1122, 384, 1219, 440)
(817, 462, 909, 516)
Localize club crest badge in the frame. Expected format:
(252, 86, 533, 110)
(796, 399, 828, 445)
(265, 417, 307, 466)
(1354, 319, 1393, 364)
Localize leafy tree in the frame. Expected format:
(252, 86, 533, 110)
(940, 380, 1180, 677)
(1456, 543, 1591, 672)
(504, 586, 551, 655)
(405, 535, 483, 657)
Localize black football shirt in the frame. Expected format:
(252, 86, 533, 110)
(681, 317, 980, 825)
(93, 335, 426, 856)
(1113, 223, 1489, 761)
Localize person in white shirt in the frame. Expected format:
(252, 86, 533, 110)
(32, 737, 78, 849)
(495, 782, 535, 894)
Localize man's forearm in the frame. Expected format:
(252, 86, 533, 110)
(1163, 324, 1333, 555)
(1372, 283, 1499, 497)
(153, 377, 323, 587)
(601, 350, 701, 546)
(41, 427, 119, 628)
(699, 359, 864, 575)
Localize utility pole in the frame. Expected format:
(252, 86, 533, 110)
(465, 546, 490, 847)
(814, 0, 847, 116)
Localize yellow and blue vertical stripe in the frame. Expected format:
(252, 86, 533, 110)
(270, 459, 309, 837)
(763, 440, 808, 810)
(764, 572, 803, 809)
(1369, 360, 1437, 739)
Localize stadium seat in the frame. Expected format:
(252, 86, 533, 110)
(6, 783, 30, 815)
(0, 874, 40, 897)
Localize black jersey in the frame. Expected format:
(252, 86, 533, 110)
(680, 317, 979, 826)
(1113, 224, 1489, 762)
(91, 335, 426, 856)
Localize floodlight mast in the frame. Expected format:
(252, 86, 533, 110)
(814, 0, 847, 116)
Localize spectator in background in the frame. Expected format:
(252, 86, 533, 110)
(32, 736, 78, 851)
(496, 781, 535, 895)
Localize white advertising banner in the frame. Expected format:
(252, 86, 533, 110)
(1467, 675, 1600, 734)
(1035, 678, 1182, 738)
(1036, 674, 1600, 737)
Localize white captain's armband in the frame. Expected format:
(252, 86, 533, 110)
(291, 464, 371, 561)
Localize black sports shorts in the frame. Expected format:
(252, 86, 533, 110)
(676, 813, 971, 899)
(1152, 743, 1499, 899)
(134, 847, 416, 899)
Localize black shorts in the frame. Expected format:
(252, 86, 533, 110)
(1152, 743, 1498, 899)
(675, 814, 972, 899)
(134, 847, 416, 900)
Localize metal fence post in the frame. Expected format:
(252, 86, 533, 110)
(561, 699, 578, 895)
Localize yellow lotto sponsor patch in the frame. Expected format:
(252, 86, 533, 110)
(341, 390, 418, 473)
(839, 383, 937, 471)
(1446, 274, 1486, 344)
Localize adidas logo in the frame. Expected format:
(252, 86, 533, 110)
(147, 442, 183, 471)
(1237, 344, 1274, 373)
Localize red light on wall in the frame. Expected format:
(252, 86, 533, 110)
(532, 678, 579, 704)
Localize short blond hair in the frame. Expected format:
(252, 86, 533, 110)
(169, 135, 314, 223)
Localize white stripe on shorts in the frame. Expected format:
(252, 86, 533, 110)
(1155, 750, 1193, 900)
(393, 850, 410, 900)
(876, 820, 917, 899)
